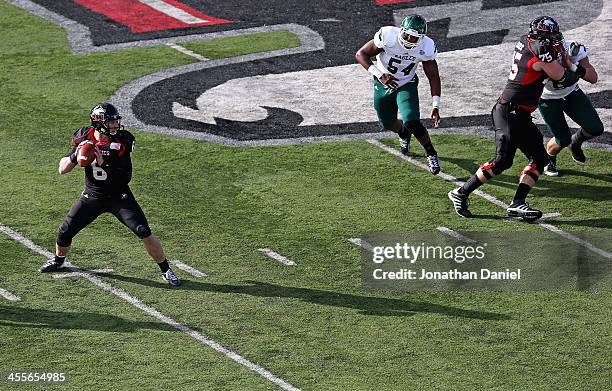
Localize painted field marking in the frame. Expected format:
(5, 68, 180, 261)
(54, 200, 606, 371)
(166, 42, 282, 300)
(53, 268, 115, 279)
(0, 223, 299, 391)
(348, 238, 374, 252)
(504, 212, 562, 223)
(169, 259, 207, 277)
(0, 288, 20, 302)
(367, 139, 612, 260)
(166, 43, 210, 61)
(257, 249, 296, 266)
(138, 0, 208, 24)
(436, 226, 478, 244)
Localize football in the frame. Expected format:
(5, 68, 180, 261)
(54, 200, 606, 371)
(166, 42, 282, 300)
(77, 141, 95, 167)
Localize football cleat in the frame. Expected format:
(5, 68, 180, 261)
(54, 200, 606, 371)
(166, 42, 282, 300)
(162, 268, 182, 287)
(507, 201, 543, 222)
(426, 154, 441, 175)
(569, 142, 586, 165)
(543, 155, 559, 176)
(400, 137, 410, 155)
(39, 258, 65, 273)
(448, 188, 472, 218)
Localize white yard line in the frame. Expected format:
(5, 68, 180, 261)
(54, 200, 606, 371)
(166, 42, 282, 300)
(348, 238, 374, 252)
(0, 224, 54, 258)
(169, 259, 207, 277)
(257, 248, 296, 266)
(367, 139, 612, 260)
(166, 43, 210, 61)
(0, 288, 20, 302)
(0, 223, 299, 391)
(536, 222, 612, 260)
(53, 268, 115, 279)
(138, 0, 208, 24)
(436, 226, 478, 244)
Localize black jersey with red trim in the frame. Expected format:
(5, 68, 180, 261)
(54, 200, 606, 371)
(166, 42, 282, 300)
(67, 126, 136, 197)
(499, 35, 556, 112)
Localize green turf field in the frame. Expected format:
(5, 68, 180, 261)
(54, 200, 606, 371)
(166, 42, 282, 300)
(0, 2, 611, 390)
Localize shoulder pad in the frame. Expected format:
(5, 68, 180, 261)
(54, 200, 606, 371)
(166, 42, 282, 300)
(374, 26, 397, 49)
(420, 36, 437, 60)
(119, 130, 136, 151)
(70, 127, 92, 148)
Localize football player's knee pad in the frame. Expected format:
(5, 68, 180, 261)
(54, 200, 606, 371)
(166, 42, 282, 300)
(405, 120, 427, 138)
(57, 222, 74, 247)
(135, 224, 152, 239)
(476, 161, 497, 183)
(520, 163, 541, 187)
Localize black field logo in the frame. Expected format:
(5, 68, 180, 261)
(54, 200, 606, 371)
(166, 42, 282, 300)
(11, 0, 611, 146)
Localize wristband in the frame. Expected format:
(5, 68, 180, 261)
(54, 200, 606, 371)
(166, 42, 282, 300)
(368, 64, 384, 79)
(575, 64, 586, 78)
(569, 63, 578, 72)
(69, 152, 78, 165)
(432, 95, 440, 109)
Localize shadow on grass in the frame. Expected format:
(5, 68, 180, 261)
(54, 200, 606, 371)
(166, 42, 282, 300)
(557, 168, 612, 184)
(442, 157, 611, 201)
(547, 217, 612, 229)
(99, 274, 510, 320)
(0, 304, 176, 332)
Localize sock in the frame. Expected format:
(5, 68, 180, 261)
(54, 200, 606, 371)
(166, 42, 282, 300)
(548, 153, 556, 164)
(571, 130, 587, 147)
(513, 183, 531, 203)
(158, 260, 170, 273)
(54, 255, 65, 264)
(423, 142, 437, 156)
(460, 175, 483, 195)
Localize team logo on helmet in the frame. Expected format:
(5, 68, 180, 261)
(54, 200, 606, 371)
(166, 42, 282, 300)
(90, 103, 123, 136)
(529, 16, 562, 43)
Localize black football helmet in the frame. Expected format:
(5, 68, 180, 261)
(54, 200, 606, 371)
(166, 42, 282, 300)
(528, 16, 563, 43)
(90, 103, 122, 136)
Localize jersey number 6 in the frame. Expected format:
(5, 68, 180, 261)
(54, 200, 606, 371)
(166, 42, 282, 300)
(91, 162, 108, 181)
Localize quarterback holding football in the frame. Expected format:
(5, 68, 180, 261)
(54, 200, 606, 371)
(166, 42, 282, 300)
(39, 103, 182, 286)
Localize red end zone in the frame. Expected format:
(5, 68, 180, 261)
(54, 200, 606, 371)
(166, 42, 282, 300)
(73, 0, 232, 33)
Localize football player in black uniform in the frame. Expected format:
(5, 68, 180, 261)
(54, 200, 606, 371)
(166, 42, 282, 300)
(449, 16, 578, 221)
(39, 103, 182, 286)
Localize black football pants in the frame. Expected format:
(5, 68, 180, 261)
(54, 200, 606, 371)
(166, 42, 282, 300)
(57, 189, 151, 247)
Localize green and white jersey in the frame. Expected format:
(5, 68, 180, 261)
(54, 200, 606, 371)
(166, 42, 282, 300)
(542, 40, 589, 100)
(373, 26, 437, 89)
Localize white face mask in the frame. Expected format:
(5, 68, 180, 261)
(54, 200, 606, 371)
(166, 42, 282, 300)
(398, 28, 422, 49)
